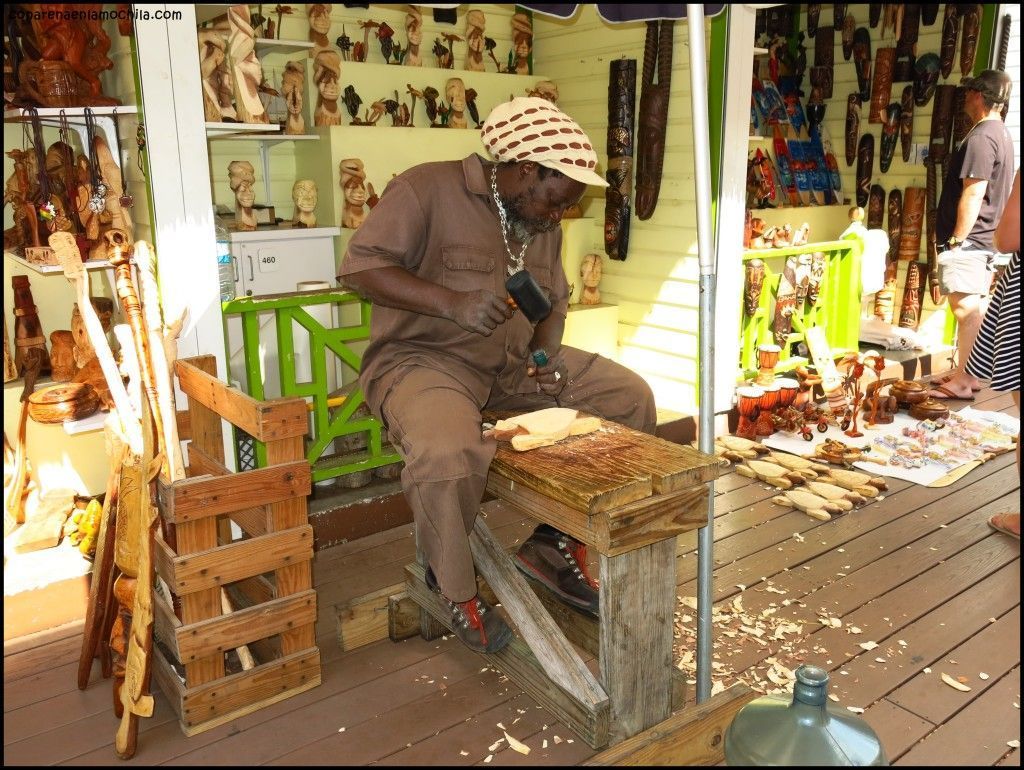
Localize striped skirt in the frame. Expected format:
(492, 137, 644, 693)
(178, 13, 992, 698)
(966, 250, 1021, 392)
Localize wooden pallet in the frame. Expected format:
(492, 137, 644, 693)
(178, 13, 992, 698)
(150, 356, 321, 736)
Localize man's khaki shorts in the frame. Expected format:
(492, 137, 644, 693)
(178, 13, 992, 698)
(937, 246, 996, 296)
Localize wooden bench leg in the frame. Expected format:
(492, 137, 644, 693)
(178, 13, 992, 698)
(414, 546, 446, 641)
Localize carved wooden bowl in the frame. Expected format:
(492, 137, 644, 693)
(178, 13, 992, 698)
(27, 382, 100, 424)
(909, 399, 950, 421)
(890, 380, 929, 406)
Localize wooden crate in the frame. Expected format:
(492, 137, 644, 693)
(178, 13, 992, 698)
(151, 355, 321, 736)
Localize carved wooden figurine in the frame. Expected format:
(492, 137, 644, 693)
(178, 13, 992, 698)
(228, 5, 269, 124)
(281, 60, 306, 134)
(12, 275, 51, 376)
(464, 10, 486, 72)
(404, 6, 423, 67)
(291, 179, 317, 228)
(580, 253, 603, 305)
(313, 49, 342, 126)
(49, 330, 77, 382)
(339, 159, 368, 229)
(307, 3, 332, 55)
(228, 160, 258, 231)
(510, 12, 532, 74)
(198, 29, 234, 122)
(445, 78, 468, 128)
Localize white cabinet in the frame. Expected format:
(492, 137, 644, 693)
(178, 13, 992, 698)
(224, 226, 341, 399)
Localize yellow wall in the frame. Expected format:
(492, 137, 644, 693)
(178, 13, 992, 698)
(532, 6, 705, 414)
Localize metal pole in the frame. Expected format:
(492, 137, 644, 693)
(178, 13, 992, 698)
(687, 3, 718, 705)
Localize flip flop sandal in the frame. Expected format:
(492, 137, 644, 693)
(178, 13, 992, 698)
(928, 384, 975, 401)
(934, 374, 982, 392)
(989, 513, 1021, 540)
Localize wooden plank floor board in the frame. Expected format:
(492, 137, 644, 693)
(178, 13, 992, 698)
(885, 606, 1020, 724)
(4, 388, 1018, 765)
(894, 666, 1021, 766)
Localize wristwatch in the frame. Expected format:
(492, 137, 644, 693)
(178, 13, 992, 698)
(946, 236, 962, 249)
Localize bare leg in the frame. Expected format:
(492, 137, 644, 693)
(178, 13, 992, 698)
(932, 291, 988, 398)
(988, 389, 1020, 538)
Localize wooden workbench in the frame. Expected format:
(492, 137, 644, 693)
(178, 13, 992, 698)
(403, 418, 722, 749)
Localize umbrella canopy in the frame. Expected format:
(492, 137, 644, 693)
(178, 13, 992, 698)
(519, 4, 726, 22)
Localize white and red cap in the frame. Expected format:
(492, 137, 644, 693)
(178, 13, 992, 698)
(481, 96, 608, 188)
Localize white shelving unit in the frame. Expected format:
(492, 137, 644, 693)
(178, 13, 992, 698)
(4, 251, 116, 275)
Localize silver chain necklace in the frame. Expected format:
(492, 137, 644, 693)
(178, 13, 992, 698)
(490, 164, 528, 276)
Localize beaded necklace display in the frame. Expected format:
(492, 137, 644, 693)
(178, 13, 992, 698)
(83, 108, 107, 213)
(490, 164, 528, 277)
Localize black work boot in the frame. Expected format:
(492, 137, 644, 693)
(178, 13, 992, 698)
(515, 525, 599, 617)
(425, 567, 513, 654)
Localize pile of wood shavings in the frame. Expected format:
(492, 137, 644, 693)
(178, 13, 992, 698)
(673, 591, 826, 697)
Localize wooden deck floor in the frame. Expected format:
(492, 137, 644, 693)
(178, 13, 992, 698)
(4, 389, 1020, 766)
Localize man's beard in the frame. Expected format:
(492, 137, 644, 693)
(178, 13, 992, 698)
(505, 191, 559, 241)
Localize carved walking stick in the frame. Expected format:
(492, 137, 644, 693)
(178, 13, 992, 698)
(604, 58, 636, 261)
(925, 159, 944, 306)
(855, 134, 874, 208)
(845, 94, 860, 167)
(898, 261, 925, 330)
(635, 19, 673, 221)
(900, 85, 915, 163)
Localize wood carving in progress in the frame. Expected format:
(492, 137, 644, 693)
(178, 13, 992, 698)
(484, 407, 602, 451)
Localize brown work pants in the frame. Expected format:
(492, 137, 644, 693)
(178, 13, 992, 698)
(372, 347, 656, 601)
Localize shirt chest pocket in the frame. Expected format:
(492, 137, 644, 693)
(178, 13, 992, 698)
(441, 247, 496, 293)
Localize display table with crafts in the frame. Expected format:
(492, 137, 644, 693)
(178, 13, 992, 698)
(399, 417, 723, 749)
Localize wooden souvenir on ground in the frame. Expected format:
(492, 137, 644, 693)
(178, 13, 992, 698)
(773, 488, 845, 521)
(899, 85, 914, 162)
(939, 5, 959, 79)
(604, 58, 636, 261)
(766, 451, 829, 479)
(291, 179, 317, 227)
(855, 134, 873, 208)
(868, 47, 892, 121)
(12, 275, 51, 377)
(712, 434, 768, 462)
(228, 5, 268, 124)
(404, 6, 423, 67)
(898, 261, 924, 330)
(845, 94, 860, 167)
(959, 4, 981, 76)
(339, 158, 369, 229)
(228, 160, 257, 231)
(909, 398, 950, 422)
(737, 459, 806, 489)
(635, 19, 674, 221)
(898, 187, 925, 261)
(281, 60, 306, 135)
(890, 379, 929, 407)
(880, 102, 901, 173)
(863, 377, 898, 426)
(464, 10, 486, 72)
(313, 49, 343, 126)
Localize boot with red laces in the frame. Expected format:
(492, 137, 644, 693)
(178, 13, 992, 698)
(515, 524, 599, 617)
(425, 567, 512, 654)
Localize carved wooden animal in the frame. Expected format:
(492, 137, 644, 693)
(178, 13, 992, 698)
(766, 451, 831, 478)
(736, 459, 806, 489)
(772, 489, 844, 520)
(818, 467, 887, 497)
(805, 480, 865, 507)
(715, 435, 769, 460)
(485, 407, 602, 451)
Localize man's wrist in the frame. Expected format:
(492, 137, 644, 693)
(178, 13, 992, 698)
(945, 235, 963, 249)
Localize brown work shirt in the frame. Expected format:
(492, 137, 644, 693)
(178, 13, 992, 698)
(338, 153, 570, 409)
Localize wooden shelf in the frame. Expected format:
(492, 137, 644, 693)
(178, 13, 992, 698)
(4, 251, 115, 275)
(742, 238, 856, 260)
(255, 38, 315, 57)
(205, 121, 282, 138)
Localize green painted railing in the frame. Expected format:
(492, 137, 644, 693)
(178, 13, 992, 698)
(739, 231, 864, 380)
(222, 288, 401, 484)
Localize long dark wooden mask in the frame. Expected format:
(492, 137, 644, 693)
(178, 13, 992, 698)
(635, 19, 673, 221)
(604, 58, 636, 261)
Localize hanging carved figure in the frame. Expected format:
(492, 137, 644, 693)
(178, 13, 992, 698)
(604, 58, 636, 260)
(635, 20, 673, 221)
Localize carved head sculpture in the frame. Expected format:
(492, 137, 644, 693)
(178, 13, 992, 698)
(581, 252, 603, 288)
(405, 6, 422, 46)
(339, 158, 367, 224)
(445, 77, 465, 112)
(228, 160, 257, 208)
(313, 49, 341, 102)
(282, 60, 305, 116)
(308, 3, 331, 37)
(292, 179, 317, 214)
(527, 80, 559, 103)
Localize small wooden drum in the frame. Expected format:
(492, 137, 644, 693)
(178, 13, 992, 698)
(776, 378, 800, 409)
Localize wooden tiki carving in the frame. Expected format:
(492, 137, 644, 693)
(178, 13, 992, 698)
(604, 59, 636, 261)
(960, 4, 981, 76)
(940, 4, 959, 79)
(928, 85, 957, 164)
(635, 20, 674, 221)
(869, 48, 895, 123)
(743, 259, 765, 318)
(773, 256, 798, 347)
(845, 94, 860, 167)
(898, 261, 924, 330)
(880, 102, 901, 173)
(898, 187, 926, 261)
(900, 85, 915, 162)
(855, 134, 874, 208)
